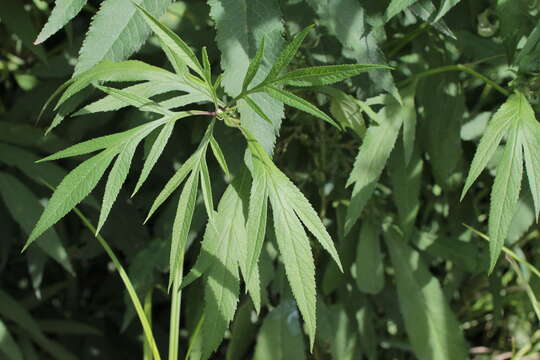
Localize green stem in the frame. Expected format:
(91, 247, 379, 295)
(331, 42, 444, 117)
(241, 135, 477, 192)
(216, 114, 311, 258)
(168, 252, 185, 360)
(143, 290, 154, 360)
(399, 63, 510, 97)
(71, 207, 162, 360)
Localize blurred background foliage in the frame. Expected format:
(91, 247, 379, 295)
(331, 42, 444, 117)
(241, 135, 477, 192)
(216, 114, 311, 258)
(1, 0, 540, 359)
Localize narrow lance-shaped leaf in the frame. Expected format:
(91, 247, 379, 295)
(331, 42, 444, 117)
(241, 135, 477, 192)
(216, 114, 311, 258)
(272, 64, 392, 87)
(355, 220, 384, 294)
(199, 157, 215, 220)
(461, 94, 520, 199)
(27, 148, 118, 248)
(384, 0, 420, 22)
(169, 171, 199, 289)
(242, 37, 266, 91)
(209, 137, 230, 177)
(35, 0, 87, 44)
(488, 124, 523, 271)
(0, 319, 23, 360)
(520, 103, 540, 220)
(384, 228, 469, 360)
(268, 175, 317, 349)
(242, 96, 273, 125)
(262, 86, 339, 129)
(94, 84, 172, 115)
(264, 25, 314, 83)
(132, 1, 203, 76)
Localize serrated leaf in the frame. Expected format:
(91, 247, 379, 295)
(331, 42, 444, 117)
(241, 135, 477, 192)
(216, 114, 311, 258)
(39, 129, 136, 162)
(132, 1, 203, 76)
(409, 0, 456, 38)
(488, 124, 523, 271)
(273, 64, 391, 87)
(27, 148, 118, 248)
(209, 0, 285, 154)
(345, 96, 404, 233)
(74, 81, 180, 116)
(271, 170, 343, 272)
(384, 228, 468, 360)
(461, 94, 525, 200)
(522, 116, 540, 219)
(242, 38, 266, 91)
(75, 0, 173, 75)
(0, 173, 73, 275)
(0, 319, 23, 360)
(133, 121, 175, 195)
(355, 221, 384, 294)
(209, 137, 230, 177)
(264, 25, 314, 83)
(242, 96, 273, 125)
(94, 84, 172, 115)
(35, 0, 87, 44)
(384, 0, 420, 22)
(169, 171, 199, 288)
(96, 124, 156, 233)
(262, 86, 339, 129)
(268, 179, 317, 350)
(245, 157, 269, 305)
(145, 153, 197, 221)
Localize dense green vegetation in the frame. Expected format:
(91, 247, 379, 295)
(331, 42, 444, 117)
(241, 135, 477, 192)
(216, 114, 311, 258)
(1, 0, 540, 359)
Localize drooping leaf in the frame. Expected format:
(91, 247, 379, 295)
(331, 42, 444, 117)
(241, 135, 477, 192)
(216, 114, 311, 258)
(520, 104, 540, 220)
(27, 148, 118, 247)
(384, 228, 469, 360)
(209, 137, 230, 177)
(253, 300, 306, 360)
(384, 0, 420, 22)
(35, 0, 88, 44)
(75, 0, 173, 75)
(0, 173, 73, 275)
(198, 157, 215, 219)
(345, 96, 404, 233)
(268, 178, 317, 349)
(461, 94, 520, 199)
(488, 125, 523, 271)
(355, 221, 384, 294)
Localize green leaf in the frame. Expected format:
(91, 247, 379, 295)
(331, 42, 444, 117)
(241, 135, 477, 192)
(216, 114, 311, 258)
(271, 170, 343, 272)
(384, 228, 468, 360)
(245, 156, 269, 307)
(262, 86, 339, 129)
(198, 158, 215, 219)
(268, 178, 317, 349)
(201, 188, 244, 359)
(496, 0, 530, 61)
(522, 116, 540, 220)
(133, 121, 175, 195)
(226, 301, 258, 360)
(96, 124, 156, 233)
(242, 37, 266, 91)
(400, 84, 417, 165)
(242, 96, 273, 125)
(0, 290, 78, 360)
(208, 0, 285, 153)
(253, 300, 306, 360)
(209, 137, 230, 177)
(35, 0, 87, 44)
(433, 0, 461, 22)
(355, 221, 384, 294)
(27, 148, 118, 248)
(94, 84, 172, 115)
(0, 319, 23, 360)
(461, 94, 525, 200)
(75, 0, 173, 75)
(488, 124, 523, 271)
(264, 25, 314, 83)
(345, 96, 404, 233)
(385, 0, 420, 22)
(169, 171, 199, 288)
(145, 153, 197, 221)
(0, 173, 74, 275)
(273, 64, 391, 87)
(132, 1, 203, 76)
(0, 2, 46, 61)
